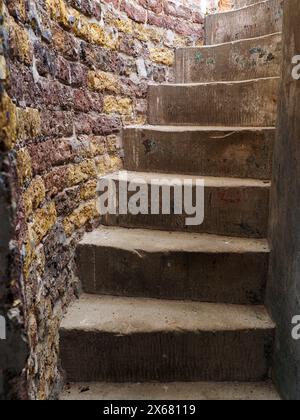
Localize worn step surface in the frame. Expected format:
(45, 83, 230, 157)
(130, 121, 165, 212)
(61, 381, 280, 400)
(100, 171, 270, 238)
(175, 33, 282, 83)
(123, 125, 274, 179)
(205, 0, 283, 45)
(77, 227, 269, 305)
(60, 294, 275, 383)
(148, 78, 279, 127)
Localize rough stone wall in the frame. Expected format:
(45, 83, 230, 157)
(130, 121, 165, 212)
(0, 0, 204, 400)
(0, 0, 28, 400)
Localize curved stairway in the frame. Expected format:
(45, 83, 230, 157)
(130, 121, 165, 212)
(60, 0, 283, 400)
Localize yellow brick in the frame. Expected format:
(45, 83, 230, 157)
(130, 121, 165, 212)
(75, 20, 105, 45)
(113, 18, 133, 34)
(150, 47, 174, 66)
(90, 137, 106, 156)
(23, 177, 46, 218)
(17, 108, 41, 141)
(80, 180, 97, 201)
(63, 200, 98, 236)
(9, 18, 33, 64)
(87, 23, 106, 45)
(68, 160, 97, 187)
(46, 0, 111, 49)
(106, 135, 119, 154)
(16, 148, 32, 185)
(46, 0, 73, 28)
(103, 33, 119, 51)
(108, 155, 123, 172)
(45, 0, 60, 19)
(22, 229, 45, 277)
(23, 231, 34, 278)
(0, 92, 17, 150)
(30, 202, 57, 244)
(94, 154, 123, 175)
(88, 71, 120, 94)
(103, 96, 133, 115)
(95, 155, 107, 175)
(174, 34, 188, 48)
(122, 114, 147, 126)
(133, 23, 149, 42)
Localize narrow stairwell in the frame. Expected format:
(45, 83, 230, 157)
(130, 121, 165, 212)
(60, 0, 283, 400)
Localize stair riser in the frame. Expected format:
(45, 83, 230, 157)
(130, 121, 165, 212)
(148, 79, 279, 127)
(100, 179, 270, 238)
(175, 33, 282, 83)
(123, 128, 274, 179)
(77, 244, 268, 304)
(206, 0, 283, 45)
(60, 329, 274, 382)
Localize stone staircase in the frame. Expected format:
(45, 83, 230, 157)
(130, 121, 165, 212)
(60, 0, 283, 400)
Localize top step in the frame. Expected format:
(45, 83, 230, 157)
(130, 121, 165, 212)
(206, 0, 283, 45)
(175, 33, 282, 83)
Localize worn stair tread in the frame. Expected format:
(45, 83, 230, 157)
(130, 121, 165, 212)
(61, 294, 275, 334)
(80, 226, 270, 254)
(61, 381, 280, 400)
(125, 125, 276, 133)
(103, 170, 271, 189)
(205, 0, 283, 44)
(180, 32, 282, 50)
(154, 76, 279, 87)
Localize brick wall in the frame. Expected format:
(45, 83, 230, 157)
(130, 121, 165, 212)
(0, 0, 204, 400)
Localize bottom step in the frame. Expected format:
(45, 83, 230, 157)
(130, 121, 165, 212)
(60, 294, 274, 382)
(61, 382, 280, 400)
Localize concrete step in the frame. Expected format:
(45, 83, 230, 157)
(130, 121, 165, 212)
(175, 33, 282, 83)
(206, 0, 283, 45)
(123, 125, 274, 179)
(100, 171, 270, 238)
(61, 381, 280, 400)
(60, 294, 275, 382)
(148, 78, 279, 127)
(77, 226, 269, 304)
